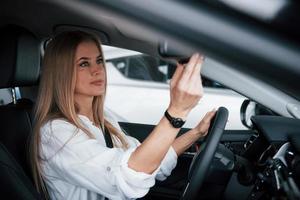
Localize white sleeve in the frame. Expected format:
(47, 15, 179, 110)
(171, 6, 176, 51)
(41, 120, 161, 199)
(104, 108, 178, 181)
(126, 136, 178, 181)
(155, 146, 178, 181)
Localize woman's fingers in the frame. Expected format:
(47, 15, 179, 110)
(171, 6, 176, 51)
(190, 60, 204, 96)
(186, 54, 204, 104)
(180, 53, 200, 83)
(197, 109, 217, 136)
(172, 53, 203, 88)
(190, 54, 204, 82)
(168, 52, 205, 116)
(170, 63, 184, 88)
(203, 109, 216, 124)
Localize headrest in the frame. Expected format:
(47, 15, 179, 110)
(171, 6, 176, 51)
(0, 25, 40, 89)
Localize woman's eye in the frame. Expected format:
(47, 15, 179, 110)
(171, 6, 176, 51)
(97, 58, 103, 64)
(79, 61, 89, 67)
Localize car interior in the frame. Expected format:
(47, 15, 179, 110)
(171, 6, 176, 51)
(1, 0, 300, 200)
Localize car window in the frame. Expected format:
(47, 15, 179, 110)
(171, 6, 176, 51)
(110, 55, 167, 83)
(109, 54, 225, 88)
(104, 46, 246, 130)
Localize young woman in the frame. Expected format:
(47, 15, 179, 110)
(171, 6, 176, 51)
(30, 31, 216, 200)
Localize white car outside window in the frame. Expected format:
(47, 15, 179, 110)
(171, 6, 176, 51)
(103, 45, 246, 130)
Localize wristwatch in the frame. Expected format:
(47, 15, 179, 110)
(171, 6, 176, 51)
(164, 110, 186, 128)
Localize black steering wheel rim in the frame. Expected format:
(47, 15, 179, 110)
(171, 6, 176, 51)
(181, 107, 229, 200)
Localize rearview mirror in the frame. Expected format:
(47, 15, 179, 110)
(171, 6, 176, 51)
(167, 63, 176, 80)
(158, 41, 192, 62)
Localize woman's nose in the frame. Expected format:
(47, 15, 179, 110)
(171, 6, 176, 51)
(91, 63, 104, 76)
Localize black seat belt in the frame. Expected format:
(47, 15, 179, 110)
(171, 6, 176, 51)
(103, 126, 113, 200)
(104, 126, 113, 148)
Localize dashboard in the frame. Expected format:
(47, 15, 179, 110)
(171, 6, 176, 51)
(240, 116, 300, 199)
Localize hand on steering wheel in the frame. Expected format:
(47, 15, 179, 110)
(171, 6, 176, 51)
(181, 107, 229, 200)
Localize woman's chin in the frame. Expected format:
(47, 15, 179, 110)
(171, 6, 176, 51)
(92, 90, 105, 96)
(75, 88, 105, 97)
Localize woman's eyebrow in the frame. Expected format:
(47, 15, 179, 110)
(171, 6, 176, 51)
(76, 55, 102, 62)
(76, 57, 90, 62)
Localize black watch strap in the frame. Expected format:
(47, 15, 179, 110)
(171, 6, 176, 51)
(164, 110, 185, 128)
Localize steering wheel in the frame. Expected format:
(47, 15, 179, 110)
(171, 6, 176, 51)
(181, 107, 228, 200)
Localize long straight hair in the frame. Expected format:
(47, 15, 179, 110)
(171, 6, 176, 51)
(29, 31, 129, 195)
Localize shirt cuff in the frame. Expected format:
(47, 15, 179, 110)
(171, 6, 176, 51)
(156, 146, 178, 181)
(111, 146, 178, 199)
(111, 147, 159, 199)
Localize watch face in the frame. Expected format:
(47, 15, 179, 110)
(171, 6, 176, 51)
(172, 118, 185, 128)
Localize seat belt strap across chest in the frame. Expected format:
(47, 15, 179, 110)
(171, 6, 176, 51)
(104, 126, 113, 148)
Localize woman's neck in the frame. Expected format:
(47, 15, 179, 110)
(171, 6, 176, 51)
(75, 94, 94, 122)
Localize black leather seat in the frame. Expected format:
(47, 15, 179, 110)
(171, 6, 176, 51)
(0, 25, 42, 199)
(0, 142, 41, 199)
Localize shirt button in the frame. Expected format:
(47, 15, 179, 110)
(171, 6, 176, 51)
(107, 167, 111, 172)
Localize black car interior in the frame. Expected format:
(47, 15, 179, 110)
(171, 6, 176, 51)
(1, 5, 300, 199)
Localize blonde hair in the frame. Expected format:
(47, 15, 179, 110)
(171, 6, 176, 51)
(29, 31, 129, 195)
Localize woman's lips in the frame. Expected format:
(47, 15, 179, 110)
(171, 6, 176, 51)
(90, 80, 104, 86)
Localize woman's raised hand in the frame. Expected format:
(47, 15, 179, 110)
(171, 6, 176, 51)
(168, 53, 205, 118)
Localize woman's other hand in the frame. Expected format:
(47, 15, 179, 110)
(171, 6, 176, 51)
(168, 53, 205, 119)
(193, 109, 217, 138)
(171, 109, 216, 156)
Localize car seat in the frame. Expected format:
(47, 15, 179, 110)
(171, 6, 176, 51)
(0, 25, 43, 199)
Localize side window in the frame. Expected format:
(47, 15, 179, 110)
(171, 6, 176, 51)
(111, 55, 168, 83)
(104, 46, 246, 130)
(111, 58, 127, 75)
(110, 53, 225, 89)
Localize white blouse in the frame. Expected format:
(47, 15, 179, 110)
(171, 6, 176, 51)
(40, 110, 178, 200)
